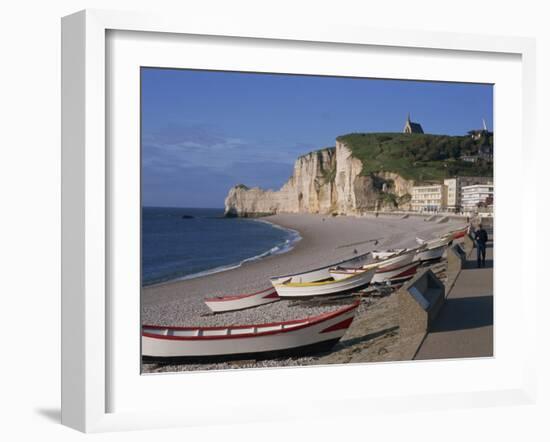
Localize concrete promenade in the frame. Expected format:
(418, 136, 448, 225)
(414, 237, 493, 360)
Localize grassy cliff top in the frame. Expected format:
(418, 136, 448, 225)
(337, 132, 493, 182)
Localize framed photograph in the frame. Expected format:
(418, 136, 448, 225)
(61, 9, 537, 433)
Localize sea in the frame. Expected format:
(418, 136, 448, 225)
(142, 207, 301, 286)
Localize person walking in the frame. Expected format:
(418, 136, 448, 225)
(474, 224, 489, 267)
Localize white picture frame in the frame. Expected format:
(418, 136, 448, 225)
(61, 9, 537, 433)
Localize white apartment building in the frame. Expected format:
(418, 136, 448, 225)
(444, 178, 458, 211)
(411, 184, 448, 212)
(461, 184, 494, 212)
(444, 176, 493, 212)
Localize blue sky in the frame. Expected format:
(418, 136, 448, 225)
(141, 68, 493, 208)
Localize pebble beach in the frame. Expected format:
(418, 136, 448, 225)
(142, 213, 465, 373)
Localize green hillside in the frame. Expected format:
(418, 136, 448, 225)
(337, 132, 493, 182)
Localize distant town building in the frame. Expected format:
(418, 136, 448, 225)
(461, 183, 494, 212)
(443, 178, 459, 212)
(411, 184, 447, 212)
(444, 177, 493, 212)
(403, 113, 424, 134)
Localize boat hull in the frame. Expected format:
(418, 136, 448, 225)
(273, 267, 376, 298)
(205, 287, 279, 313)
(331, 250, 418, 285)
(417, 233, 454, 247)
(270, 252, 370, 285)
(372, 249, 406, 260)
(452, 229, 467, 239)
(373, 244, 445, 264)
(413, 244, 446, 262)
(371, 261, 419, 283)
(142, 301, 359, 360)
(370, 251, 417, 283)
(142, 338, 342, 364)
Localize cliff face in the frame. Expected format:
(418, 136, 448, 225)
(224, 141, 414, 216)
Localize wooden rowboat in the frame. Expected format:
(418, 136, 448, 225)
(416, 233, 454, 247)
(449, 226, 468, 239)
(272, 266, 377, 298)
(373, 242, 446, 263)
(332, 261, 419, 284)
(372, 249, 406, 260)
(371, 249, 419, 283)
(142, 301, 360, 362)
(204, 287, 279, 313)
(413, 244, 446, 262)
(269, 251, 371, 285)
(331, 249, 419, 284)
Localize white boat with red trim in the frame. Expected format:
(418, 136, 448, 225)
(449, 226, 469, 239)
(269, 251, 371, 285)
(371, 249, 419, 282)
(373, 242, 446, 263)
(204, 286, 279, 313)
(142, 300, 360, 361)
(272, 265, 377, 298)
(413, 244, 446, 262)
(416, 233, 454, 247)
(331, 249, 419, 284)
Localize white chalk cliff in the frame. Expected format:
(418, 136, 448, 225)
(224, 140, 414, 216)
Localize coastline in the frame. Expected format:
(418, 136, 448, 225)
(142, 214, 464, 319)
(143, 217, 302, 287)
(141, 213, 466, 372)
(141, 215, 319, 311)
